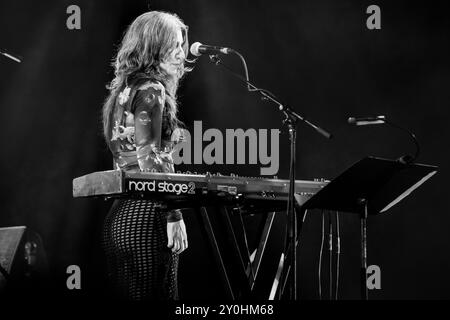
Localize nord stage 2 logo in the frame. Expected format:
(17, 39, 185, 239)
(127, 179, 196, 196)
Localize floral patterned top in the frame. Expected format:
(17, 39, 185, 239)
(109, 81, 177, 173)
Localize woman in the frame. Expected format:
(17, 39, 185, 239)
(101, 11, 190, 300)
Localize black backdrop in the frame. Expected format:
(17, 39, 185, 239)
(0, 0, 449, 300)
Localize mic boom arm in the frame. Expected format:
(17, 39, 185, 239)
(208, 53, 332, 139)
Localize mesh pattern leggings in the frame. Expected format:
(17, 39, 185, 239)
(102, 199, 179, 300)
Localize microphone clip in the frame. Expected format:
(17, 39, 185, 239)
(209, 54, 221, 65)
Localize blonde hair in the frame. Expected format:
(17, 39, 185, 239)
(102, 11, 190, 141)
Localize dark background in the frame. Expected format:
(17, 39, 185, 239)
(0, 0, 449, 300)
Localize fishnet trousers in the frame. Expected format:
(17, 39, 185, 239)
(103, 199, 179, 300)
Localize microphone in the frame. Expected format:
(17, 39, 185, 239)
(348, 114, 420, 164)
(190, 42, 233, 57)
(348, 115, 386, 126)
(0, 48, 22, 63)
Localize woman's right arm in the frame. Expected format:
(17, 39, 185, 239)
(133, 82, 166, 172)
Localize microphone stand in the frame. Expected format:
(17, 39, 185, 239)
(0, 48, 22, 63)
(208, 54, 332, 300)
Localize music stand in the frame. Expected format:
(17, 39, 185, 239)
(302, 156, 438, 300)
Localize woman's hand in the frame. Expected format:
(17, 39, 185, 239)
(167, 219, 188, 254)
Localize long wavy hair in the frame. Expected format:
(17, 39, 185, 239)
(102, 11, 190, 142)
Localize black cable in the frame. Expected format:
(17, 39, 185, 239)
(233, 51, 283, 101)
(318, 210, 325, 300)
(297, 209, 308, 299)
(328, 211, 333, 300)
(209, 53, 280, 101)
(232, 50, 253, 92)
(335, 211, 341, 300)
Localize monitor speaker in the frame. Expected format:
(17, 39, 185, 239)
(0, 226, 48, 294)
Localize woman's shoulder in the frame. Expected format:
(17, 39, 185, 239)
(135, 80, 165, 103)
(137, 80, 165, 93)
(131, 80, 166, 111)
